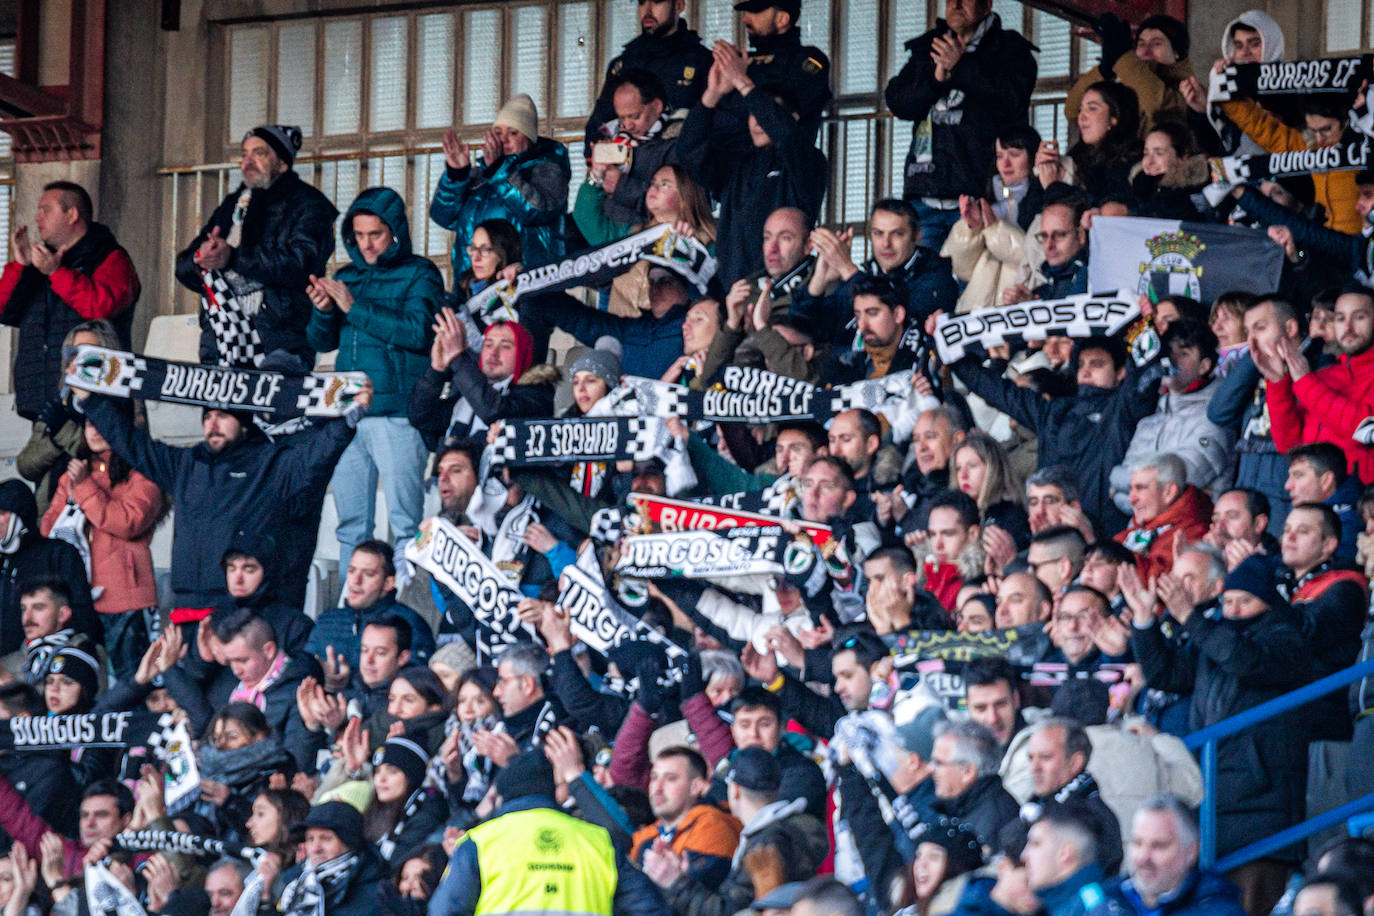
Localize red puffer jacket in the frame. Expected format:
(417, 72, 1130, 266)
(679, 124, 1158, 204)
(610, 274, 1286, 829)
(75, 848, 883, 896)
(1267, 348, 1374, 483)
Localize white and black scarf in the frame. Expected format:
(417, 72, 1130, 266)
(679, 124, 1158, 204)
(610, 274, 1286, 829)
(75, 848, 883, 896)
(24, 629, 74, 681)
(279, 852, 359, 916)
(0, 514, 25, 555)
(377, 787, 430, 862)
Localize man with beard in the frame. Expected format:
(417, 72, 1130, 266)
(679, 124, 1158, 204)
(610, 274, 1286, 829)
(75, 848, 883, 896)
(177, 126, 336, 373)
(819, 275, 931, 386)
(798, 201, 957, 345)
(584, 0, 712, 156)
(428, 444, 483, 648)
(629, 747, 741, 886)
(1260, 286, 1374, 483)
(75, 388, 366, 623)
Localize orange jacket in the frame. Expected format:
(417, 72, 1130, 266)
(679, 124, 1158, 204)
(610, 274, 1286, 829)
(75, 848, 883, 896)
(1114, 485, 1212, 583)
(1221, 98, 1362, 234)
(630, 803, 742, 865)
(41, 458, 162, 613)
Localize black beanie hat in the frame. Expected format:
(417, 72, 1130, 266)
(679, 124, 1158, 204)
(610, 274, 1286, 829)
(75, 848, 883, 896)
(302, 801, 366, 851)
(49, 642, 100, 704)
(1138, 15, 1189, 60)
(246, 125, 303, 168)
(373, 733, 430, 793)
(912, 815, 985, 878)
(495, 750, 557, 801)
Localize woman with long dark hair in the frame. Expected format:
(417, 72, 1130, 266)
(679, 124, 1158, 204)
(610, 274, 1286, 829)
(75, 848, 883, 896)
(1037, 81, 1143, 205)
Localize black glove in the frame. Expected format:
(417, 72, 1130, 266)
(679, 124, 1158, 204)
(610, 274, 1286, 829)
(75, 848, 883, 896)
(679, 652, 705, 700)
(37, 396, 74, 440)
(1095, 13, 1132, 78)
(635, 657, 666, 715)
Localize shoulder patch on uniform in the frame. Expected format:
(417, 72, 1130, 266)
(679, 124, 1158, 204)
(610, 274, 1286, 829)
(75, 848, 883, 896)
(683, 66, 696, 80)
(610, 60, 623, 75)
(803, 56, 825, 74)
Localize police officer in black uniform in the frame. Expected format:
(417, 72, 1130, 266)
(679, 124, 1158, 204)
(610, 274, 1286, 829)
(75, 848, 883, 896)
(730, 0, 832, 140)
(585, 0, 713, 157)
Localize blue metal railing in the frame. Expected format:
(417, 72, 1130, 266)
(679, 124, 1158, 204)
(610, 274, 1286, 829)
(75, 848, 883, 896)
(1183, 655, 1374, 868)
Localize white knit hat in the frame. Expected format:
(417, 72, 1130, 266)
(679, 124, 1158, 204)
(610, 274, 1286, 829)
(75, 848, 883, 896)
(494, 94, 539, 141)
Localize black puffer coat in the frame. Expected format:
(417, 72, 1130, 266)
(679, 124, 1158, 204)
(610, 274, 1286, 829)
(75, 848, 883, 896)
(175, 170, 338, 369)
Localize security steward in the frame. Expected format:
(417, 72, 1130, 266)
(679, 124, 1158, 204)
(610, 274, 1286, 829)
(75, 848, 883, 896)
(428, 751, 669, 916)
(585, 0, 713, 156)
(732, 0, 832, 139)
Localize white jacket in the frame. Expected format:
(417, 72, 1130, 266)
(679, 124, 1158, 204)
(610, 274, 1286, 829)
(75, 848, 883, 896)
(999, 721, 1205, 840)
(1109, 380, 1236, 514)
(941, 217, 1029, 314)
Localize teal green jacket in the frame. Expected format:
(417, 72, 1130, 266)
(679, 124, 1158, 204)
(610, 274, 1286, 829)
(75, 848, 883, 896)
(306, 187, 444, 416)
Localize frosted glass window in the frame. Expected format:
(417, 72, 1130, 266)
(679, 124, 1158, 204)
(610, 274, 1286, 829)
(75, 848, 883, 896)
(511, 7, 549, 116)
(839, 0, 878, 95)
(604, 1, 640, 64)
(369, 17, 408, 132)
(0, 40, 15, 160)
(889, 118, 913, 196)
(695, 0, 736, 45)
(229, 26, 269, 142)
(322, 160, 361, 250)
(367, 151, 408, 197)
(1033, 9, 1071, 79)
(463, 9, 503, 126)
(1078, 36, 1101, 73)
(1032, 98, 1068, 148)
(276, 24, 316, 138)
(323, 21, 362, 135)
(413, 152, 451, 259)
(888, 0, 926, 85)
(839, 117, 873, 223)
(416, 14, 456, 129)
(1328, 0, 1360, 51)
(557, 3, 594, 119)
(993, 0, 1023, 34)
(797, 0, 831, 57)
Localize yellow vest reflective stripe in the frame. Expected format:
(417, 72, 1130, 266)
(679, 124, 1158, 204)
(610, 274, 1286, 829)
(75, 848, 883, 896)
(469, 807, 618, 916)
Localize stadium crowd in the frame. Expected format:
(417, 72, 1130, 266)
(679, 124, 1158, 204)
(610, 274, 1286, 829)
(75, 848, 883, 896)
(1, 1, 1374, 915)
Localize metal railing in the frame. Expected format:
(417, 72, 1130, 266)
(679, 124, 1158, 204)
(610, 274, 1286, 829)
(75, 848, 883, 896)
(1183, 656, 1374, 871)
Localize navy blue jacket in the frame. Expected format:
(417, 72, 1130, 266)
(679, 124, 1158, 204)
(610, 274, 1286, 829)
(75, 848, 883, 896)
(792, 248, 958, 346)
(306, 592, 436, 673)
(520, 293, 688, 380)
(1106, 868, 1248, 916)
(1036, 865, 1121, 916)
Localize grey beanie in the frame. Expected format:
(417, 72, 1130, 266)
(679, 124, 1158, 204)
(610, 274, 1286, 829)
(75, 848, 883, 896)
(571, 336, 623, 390)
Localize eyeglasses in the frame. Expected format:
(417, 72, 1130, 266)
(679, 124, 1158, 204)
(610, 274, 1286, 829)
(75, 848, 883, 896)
(1034, 230, 1075, 244)
(466, 244, 499, 258)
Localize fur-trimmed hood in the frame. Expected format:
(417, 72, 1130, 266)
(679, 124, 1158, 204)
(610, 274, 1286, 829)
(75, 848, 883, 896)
(516, 363, 560, 386)
(910, 537, 987, 583)
(1129, 154, 1210, 188)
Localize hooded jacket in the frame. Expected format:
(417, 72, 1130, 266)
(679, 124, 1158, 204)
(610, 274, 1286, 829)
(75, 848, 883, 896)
(80, 394, 356, 609)
(1132, 602, 1310, 860)
(583, 21, 713, 157)
(1111, 380, 1236, 514)
(0, 222, 139, 419)
(1129, 156, 1210, 221)
(39, 455, 162, 615)
(306, 188, 444, 416)
(0, 479, 99, 654)
(430, 137, 571, 277)
(886, 14, 1038, 202)
(1114, 485, 1213, 584)
(176, 170, 338, 369)
(679, 91, 827, 287)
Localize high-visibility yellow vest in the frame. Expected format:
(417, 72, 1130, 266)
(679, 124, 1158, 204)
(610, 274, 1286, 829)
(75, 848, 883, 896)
(469, 806, 619, 916)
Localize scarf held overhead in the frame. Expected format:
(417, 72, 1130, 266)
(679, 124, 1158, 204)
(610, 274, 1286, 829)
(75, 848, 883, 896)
(616, 367, 916, 424)
(1215, 141, 1370, 183)
(932, 290, 1138, 363)
(405, 518, 536, 659)
(66, 346, 368, 418)
(1208, 55, 1372, 103)
(627, 492, 833, 549)
(464, 224, 717, 323)
(490, 417, 665, 465)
